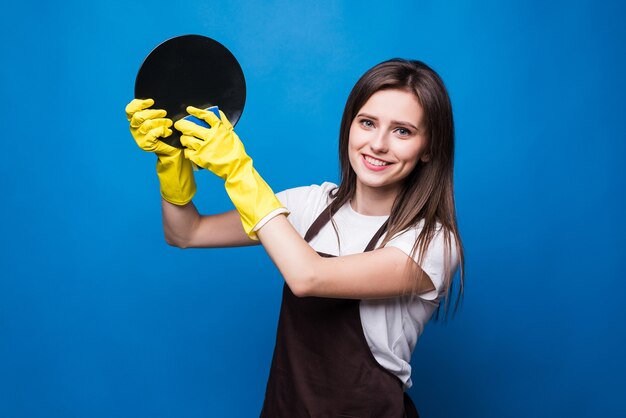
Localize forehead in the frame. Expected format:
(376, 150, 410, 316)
(358, 89, 424, 125)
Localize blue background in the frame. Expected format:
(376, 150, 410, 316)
(1, 0, 625, 417)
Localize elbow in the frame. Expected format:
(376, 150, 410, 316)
(289, 281, 312, 298)
(165, 236, 182, 248)
(286, 267, 317, 298)
(164, 233, 189, 249)
(289, 281, 310, 298)
(285, 253, 324, 298)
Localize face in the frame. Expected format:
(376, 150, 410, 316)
(348, 88, 429, 196)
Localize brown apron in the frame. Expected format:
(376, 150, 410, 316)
(260, 207, 419, 418)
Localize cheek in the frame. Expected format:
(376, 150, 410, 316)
(347, 131, 363, 169)
(348, 123, 369, 150)
(397, 143, 425, 168)
(347, 128, 358, 151)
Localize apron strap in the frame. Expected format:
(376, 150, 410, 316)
(303, 203, 389, 252)
(303, 205, 332, 243)
(365, 219, 389, 252)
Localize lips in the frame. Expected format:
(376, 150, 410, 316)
(362, 154, 392, 171)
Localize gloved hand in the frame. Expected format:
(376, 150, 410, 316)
(126, 98, 196, 205)
(174, 106, 287, 239)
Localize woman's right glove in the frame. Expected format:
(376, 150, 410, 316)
(126, 98, 196, 205)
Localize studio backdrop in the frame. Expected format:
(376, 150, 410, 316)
(1, 1, 625, 417)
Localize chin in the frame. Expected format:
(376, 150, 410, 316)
(355, 174, 401, 191)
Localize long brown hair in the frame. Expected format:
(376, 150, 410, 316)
(329, 58, 465, 315)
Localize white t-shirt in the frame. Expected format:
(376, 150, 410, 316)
(275, 182, 459, 389)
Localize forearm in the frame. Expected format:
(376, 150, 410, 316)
(257, 213, 436, 299)
(161, 198, 202, 247)
(161, 199, 258, 248)
(257, 214, 320, 296)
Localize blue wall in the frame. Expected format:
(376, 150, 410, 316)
(1, 1, 625, 417)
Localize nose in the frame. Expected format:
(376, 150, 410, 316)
(370, 131, 389, 154)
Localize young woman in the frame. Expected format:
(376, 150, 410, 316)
(126, 58, 464, 417)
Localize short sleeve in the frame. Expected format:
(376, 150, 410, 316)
(385, 225, 459, 301)
(275, 182, 337, 237)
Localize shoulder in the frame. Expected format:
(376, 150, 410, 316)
(276, 182, 337, 207)
(276, 182, 337, 237)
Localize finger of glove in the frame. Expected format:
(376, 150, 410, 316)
(138, 118, 173, 135)
(217, 109, 234, 130)
(187, 106, 221, 127)
(155, 127, 173, 139)
(130, 109, 168, 128)
(183, 147, 204, 167)
(125, 98, 155, 120)
(174, 118, 212, 139)
(136, 126, 173, 152)
(180, 134, 204, 152)
(145, 126, 173, 141)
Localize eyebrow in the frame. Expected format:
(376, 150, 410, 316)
(356, 112, 420, 131)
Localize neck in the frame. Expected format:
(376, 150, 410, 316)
(351, 183, 399, 216)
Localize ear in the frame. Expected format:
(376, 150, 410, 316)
(420, 153, 430, 163)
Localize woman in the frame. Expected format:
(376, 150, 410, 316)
(126, 58, 464, 417)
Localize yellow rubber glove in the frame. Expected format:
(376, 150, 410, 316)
(174, 106, 287, 239)
(126, 98, 196, 205)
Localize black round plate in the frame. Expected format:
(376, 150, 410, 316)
(134, 35, 246, 148)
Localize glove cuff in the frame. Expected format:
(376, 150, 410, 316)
(224, 165, 289, 240)
(156, 151, 197, 205)
(253, 207, 290, 232)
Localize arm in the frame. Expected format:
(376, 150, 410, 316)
(257, 214, 435, 299)
(127, 99, 255, 249)
(162, 199, 258, 248)
(173, 107, 434, 298)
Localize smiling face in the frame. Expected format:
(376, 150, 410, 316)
(348, 88, 429, 199)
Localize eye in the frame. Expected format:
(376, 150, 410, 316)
(395, 127, 412, 137)
(359, 119, 375, 129)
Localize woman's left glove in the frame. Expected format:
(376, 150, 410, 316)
(126, 98, 196, 205)
(174, 106, 287, 239)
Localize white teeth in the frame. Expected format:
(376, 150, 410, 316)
(364, 155, 390, 166)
